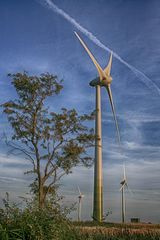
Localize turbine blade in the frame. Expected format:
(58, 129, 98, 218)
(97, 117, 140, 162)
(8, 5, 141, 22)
(104, 52, 113, 76)
(78, 186, 81, 195)
(126, 184, 134, 196)
(123, 163, 126, 180)
(119, 184, 125, 191)
(106, 85, 121, 146)
(74, 31, 105, 80)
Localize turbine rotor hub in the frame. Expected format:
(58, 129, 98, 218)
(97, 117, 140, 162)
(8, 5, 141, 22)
(101, 76, 112, 86)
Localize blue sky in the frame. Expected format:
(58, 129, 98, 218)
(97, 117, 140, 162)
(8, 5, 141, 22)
(0, 0, 160, 223)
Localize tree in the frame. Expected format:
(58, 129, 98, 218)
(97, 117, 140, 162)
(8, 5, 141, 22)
(2, 72, 94, 208)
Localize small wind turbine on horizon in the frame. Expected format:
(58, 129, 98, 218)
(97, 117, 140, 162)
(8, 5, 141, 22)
(119, 163, 129, 223)
(77, 186, 84, 222)
(75, 32, 121, 222)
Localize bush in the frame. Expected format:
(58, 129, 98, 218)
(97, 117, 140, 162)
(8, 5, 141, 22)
(0, 193, 78, 240)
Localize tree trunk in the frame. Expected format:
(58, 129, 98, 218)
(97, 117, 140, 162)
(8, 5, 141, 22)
(39, 181, 46, 208)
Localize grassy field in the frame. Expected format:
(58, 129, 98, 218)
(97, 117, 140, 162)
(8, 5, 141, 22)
(73, 222, 160, 240)
(1, 221, 160, 239)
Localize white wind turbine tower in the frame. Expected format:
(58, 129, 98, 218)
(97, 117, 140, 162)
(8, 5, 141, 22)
(119, 164, 128, 223)
(75, 32, 121, 222)
(77, 186, 84, 222)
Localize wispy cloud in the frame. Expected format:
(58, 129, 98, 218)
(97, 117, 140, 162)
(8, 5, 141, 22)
(40, 0, 160, 96)
(0, 176, 27, 183)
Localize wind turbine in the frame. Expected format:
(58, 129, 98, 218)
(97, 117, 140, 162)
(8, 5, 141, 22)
(75, 32, 121, 222)
(119, 163, 128, 223)
(77, 186, 84, 222)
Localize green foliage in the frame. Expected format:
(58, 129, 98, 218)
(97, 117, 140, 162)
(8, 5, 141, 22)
(0, 193, 78, 240)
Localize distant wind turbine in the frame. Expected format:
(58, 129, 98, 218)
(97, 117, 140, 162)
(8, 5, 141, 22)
(119, 163, 129, 223)
(77, 186, 84, 222)
(75, 32, 121, 222)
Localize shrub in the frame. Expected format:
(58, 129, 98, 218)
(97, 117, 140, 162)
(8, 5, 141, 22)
(0, 193, 77, 240)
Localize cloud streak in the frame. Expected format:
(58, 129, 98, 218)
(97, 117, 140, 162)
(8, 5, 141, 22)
(41, 0, 160, 96)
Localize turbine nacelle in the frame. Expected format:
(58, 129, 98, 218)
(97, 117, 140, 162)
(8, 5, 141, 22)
(78, 186, 84, 200)
(120, 179, 126, 186)
(89, 77, 100, 87)
(90, 76, 112, 87)
(77, 186, 84, 221)
(78, 194, 84, 199)
(119, 164, 128, 191)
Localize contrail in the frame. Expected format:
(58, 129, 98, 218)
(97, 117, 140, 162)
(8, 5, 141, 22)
(41, 0, 160, 95)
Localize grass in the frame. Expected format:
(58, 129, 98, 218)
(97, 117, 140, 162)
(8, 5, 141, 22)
(72, 221, 160, 240)
(0, 221, 160, 239)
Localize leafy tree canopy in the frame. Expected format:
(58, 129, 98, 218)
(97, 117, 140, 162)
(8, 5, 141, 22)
(2, 72, 95, 207)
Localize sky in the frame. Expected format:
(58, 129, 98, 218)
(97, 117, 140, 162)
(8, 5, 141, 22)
(0, 0, 160, 223)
